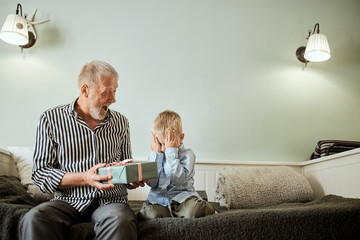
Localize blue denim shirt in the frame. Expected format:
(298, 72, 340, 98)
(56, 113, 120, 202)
(146, 143, 200, 206)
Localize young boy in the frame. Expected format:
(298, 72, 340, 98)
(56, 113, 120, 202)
(138, 110, 215, 220)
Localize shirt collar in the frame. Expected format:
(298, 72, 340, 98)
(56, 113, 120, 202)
(69, 98, 78, 118)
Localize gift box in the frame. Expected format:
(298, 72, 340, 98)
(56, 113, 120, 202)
(98, 161, 158, 184)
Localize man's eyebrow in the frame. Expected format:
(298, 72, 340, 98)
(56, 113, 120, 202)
(101, 87, 116, 91)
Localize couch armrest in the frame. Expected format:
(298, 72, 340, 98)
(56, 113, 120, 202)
(0, 148, 18, 177)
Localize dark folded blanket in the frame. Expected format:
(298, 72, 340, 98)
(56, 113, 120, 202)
(1, 176, 360, 240)
(0, 176, 38, 240)
(310, 139, 360, 159)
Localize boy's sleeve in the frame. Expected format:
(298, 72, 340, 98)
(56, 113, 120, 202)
(163, 147, 195, 186)
(147, 151, 165, 188)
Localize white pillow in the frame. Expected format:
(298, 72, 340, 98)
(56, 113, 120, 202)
(7, 146, 53, 202)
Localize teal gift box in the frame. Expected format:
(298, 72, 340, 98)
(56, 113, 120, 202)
(98, 161, 158, 184)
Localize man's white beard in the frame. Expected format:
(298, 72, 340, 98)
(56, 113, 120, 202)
(89, 98, 106, 121)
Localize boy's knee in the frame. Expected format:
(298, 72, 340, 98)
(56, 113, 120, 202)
(173, 198, 215, 218)
(195, 199, 215, 218)
(137, 204, 171, 220)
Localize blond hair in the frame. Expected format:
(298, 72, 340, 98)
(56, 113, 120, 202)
(77, 60, 118, 89)
(153, 110, 183, 136)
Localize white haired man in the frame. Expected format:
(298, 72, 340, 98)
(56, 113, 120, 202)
(20, 60, 144, 240)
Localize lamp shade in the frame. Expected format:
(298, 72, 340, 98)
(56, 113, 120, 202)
(304, 33, 331, 62)
(0, 14, 29, 46)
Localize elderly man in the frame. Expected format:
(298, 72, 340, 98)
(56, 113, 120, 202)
(20, 60, 143, 240)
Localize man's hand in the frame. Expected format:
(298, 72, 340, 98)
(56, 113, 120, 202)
(165, 129, 181, 148)
(83, 163, 115, 190)
(150, 130, 161, 152)
(58, 163, 115, 190)
(129, 180, 151, 188)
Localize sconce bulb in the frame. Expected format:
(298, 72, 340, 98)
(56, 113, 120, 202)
(305, 51, 331, 63)
(0, 31, 28, 45)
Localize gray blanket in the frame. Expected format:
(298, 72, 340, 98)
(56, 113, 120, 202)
(215, 166, 314, 208)
(1, 176, 360, 240)
(0, 176, 38, 240)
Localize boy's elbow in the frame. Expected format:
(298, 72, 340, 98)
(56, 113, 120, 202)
(172, 175, 187, 186)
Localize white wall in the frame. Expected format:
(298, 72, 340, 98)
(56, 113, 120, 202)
(1, 0, 360, 162)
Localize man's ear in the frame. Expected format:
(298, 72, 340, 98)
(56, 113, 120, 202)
(80, 84, 89, 98)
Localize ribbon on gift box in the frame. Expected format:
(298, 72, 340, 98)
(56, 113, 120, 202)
(105, 159, 143, 184)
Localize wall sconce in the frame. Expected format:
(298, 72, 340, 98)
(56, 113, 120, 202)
(296, 23, 331, 67)
(0, 3, 49, 52)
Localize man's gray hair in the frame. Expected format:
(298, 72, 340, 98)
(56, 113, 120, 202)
(77, 60, 118, 88)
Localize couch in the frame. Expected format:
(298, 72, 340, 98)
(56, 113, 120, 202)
(1, 147, 360, 240)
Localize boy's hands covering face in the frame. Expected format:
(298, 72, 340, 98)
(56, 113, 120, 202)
(150, 131, 162, 152)
(165, 129, 181, 148)
(150, 129, 182, 153)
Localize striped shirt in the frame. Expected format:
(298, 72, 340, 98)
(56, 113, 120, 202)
(32, 99, 132, 212)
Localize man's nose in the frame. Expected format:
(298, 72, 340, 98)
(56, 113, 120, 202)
(108, 92, 116, 103)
